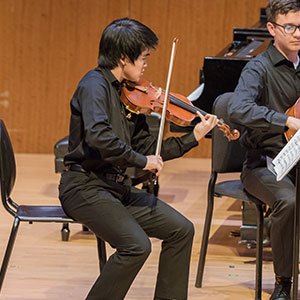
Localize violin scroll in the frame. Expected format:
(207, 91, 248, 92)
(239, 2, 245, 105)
(217, 118, 240, 141)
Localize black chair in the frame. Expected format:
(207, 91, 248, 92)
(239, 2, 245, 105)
(0, 119, 107, 293)
(195, 93, 265, 300)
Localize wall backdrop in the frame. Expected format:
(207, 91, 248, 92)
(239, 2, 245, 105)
(0, 0, 267, 156)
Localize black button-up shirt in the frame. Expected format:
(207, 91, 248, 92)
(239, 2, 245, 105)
(64, 67, 198, 174)
(228, 42, 300, 160)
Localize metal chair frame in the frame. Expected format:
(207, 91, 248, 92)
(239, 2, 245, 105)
(195, 93, 264, 300)
(0, 119, 107, 293)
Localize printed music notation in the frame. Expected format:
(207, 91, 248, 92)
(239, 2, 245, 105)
(267, 129, 300, 181)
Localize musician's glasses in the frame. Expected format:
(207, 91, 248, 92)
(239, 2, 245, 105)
(272, 22, 300, 34)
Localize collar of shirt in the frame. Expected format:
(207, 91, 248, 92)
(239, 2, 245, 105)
(267, 42, 300, 69)
(95, 66, 122, 94)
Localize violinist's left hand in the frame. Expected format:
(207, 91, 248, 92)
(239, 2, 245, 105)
(193, 111, 218, 141)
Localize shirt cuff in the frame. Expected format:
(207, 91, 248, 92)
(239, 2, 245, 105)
(180, 132, 199, 151)
(269, 113, 289, 133)
(133, 152, 148, 169)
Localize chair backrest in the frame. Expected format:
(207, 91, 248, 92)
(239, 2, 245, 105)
(0, 120, 17, 215)
(212, 92, 246, 173)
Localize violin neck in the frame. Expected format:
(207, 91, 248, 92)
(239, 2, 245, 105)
(195, 107, 208, 116)
(169, 94, 207, 116)
(194, 106, 222, 126)
(169, 94, 223, 126)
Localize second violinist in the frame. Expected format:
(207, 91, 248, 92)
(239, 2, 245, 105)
(59, 17, 218, 300)
(228, 1, 300, 299)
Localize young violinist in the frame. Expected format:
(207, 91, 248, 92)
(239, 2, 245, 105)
(59, 18, 218, 300)
(228, 0, 300, 299)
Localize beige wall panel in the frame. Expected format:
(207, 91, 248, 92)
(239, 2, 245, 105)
(0, 0, 267, 154)
(0, 0, 129, 153)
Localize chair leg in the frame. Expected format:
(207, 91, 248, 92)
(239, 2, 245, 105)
(195, 173, 217, 288)
(292, 171, 300, 300)
(61, 223, 70, 241)
(255, 204, 264, 300)
(0, 217, 20, 292)
(96, 236, 107, 273)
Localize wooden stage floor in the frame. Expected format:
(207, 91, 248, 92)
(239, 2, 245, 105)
(0, 154, 279, 299)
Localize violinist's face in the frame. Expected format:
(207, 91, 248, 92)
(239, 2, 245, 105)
(267, 10, 300, 58)
(122, 49, 150, 82)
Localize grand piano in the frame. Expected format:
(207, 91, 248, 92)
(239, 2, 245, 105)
(171, 8, 272, 246)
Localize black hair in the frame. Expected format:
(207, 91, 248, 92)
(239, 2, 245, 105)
(98, 18, 159, 69)
(266, 0, 300, 23)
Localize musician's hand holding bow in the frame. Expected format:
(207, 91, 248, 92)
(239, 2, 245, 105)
(193, 111, 218, 141)
(143, 155, 163, 176)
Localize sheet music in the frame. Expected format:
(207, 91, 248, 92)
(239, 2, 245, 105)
(268, 129, 300, 181)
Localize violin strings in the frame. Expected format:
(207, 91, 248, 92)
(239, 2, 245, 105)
(167, 94, 223, 125)
(168, 94, 206, 115)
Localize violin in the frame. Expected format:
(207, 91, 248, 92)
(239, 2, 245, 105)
(121, 79, 240, 141)
(285, 97, 300, 141)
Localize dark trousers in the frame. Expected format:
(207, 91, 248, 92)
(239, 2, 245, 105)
(241, 166, 295, 278)
(59, 170, 194, 300)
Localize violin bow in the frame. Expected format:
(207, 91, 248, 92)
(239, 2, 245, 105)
(152, 38, 178, 184)
(155, 38, 178, 157)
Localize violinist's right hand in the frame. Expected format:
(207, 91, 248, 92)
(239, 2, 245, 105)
(143, 155, 163, 176)
(286, 116, 300, 131)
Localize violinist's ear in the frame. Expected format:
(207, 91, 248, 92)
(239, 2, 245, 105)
(267, 22, 276, 37)
(120, 56, 126, 67)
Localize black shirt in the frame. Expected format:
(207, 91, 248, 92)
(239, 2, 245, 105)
(228, 42, 300, 160)
(64, 67, 198, 174)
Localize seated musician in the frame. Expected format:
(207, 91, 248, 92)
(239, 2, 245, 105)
(58, 18, 218, 300)
(228, 0, 300, 299)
